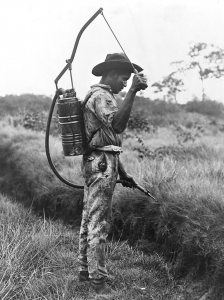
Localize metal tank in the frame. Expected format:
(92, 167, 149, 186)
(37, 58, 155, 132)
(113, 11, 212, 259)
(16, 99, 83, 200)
(57, 90, 86, 156)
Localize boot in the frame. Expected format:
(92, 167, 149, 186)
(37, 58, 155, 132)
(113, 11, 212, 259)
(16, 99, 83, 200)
(90, 278, 115, 298)
(79, 270, 90, 282)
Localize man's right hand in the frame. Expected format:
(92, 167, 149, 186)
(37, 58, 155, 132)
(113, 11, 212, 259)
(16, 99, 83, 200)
(120, 174, 137, 189)
(131, 73, 148, 92)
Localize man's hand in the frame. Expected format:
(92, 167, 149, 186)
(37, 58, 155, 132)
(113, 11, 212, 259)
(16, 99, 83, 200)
(120, 173, 137, 188)
(130, 73, 148, 92)
(118, 159, 136, 188)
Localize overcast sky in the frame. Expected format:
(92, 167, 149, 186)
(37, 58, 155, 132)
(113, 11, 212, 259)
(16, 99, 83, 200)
(1, 0, 224, 102)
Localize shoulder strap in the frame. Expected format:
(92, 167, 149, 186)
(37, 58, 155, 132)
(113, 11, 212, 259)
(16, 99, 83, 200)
(82, 88, 109, 149)
(82, 87, 103, 108)
(82, 92, 92, 108)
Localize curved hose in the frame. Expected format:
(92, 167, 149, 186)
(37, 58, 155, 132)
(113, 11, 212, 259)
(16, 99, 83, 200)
(45, 9, 104, 189)
(45, 91, 84, 189)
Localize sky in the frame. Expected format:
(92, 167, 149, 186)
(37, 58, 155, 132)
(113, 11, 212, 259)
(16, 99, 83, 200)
(1, 0, 224, 103)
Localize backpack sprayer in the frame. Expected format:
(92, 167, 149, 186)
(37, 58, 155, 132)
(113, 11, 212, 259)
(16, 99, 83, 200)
(45, 8, 156, 200)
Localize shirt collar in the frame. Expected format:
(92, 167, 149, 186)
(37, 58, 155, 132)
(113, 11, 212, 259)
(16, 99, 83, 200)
(91, 84, 113, 94)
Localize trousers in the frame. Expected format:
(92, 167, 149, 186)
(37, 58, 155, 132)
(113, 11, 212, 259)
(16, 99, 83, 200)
(78, 150, 119, 280)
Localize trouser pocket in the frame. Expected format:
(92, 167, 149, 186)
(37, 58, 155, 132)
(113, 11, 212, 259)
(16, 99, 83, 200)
(82, 151, 107, 185)
(98, 152, 107, 172)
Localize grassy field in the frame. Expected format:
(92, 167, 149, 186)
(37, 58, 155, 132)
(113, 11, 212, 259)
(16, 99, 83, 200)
(1, 109, 224, 299)
(0, 192, 193, 299)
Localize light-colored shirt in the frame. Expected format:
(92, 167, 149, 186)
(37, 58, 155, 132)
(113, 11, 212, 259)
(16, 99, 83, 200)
(83, 84, 122, 150)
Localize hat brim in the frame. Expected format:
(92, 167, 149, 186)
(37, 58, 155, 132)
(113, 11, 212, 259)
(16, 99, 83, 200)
(92, 61, 143, 76)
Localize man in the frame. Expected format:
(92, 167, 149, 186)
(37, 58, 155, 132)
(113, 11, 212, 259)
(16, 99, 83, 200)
(78, 53, 147, 296)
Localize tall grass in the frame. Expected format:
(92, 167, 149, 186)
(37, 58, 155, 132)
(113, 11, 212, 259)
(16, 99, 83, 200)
(0, 122, 84, 224)
(1, 120, 224, 296)
(0, 193, 67, 299)
(0, 193, 189, 299)
(112, 134, 224, 296)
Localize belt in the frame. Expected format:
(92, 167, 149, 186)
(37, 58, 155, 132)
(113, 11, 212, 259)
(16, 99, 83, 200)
(96, 145, 122, 154)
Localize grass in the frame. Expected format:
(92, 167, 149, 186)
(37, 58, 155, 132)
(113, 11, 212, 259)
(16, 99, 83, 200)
(0, 194, 66, 299)
(1, 118, 224, 298)
(0, 193, 193, 299)
(0, 122, 84, 224)
(114, 130, 224, 296)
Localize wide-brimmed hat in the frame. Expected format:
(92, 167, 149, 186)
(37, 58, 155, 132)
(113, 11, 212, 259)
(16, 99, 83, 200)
(92, 53, 143, 76)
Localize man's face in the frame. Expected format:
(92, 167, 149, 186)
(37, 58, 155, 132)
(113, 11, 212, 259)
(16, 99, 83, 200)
(110, 71, 131, 94)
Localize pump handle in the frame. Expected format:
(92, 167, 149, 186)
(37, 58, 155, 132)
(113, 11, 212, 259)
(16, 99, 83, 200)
(55, 8, 103, 88)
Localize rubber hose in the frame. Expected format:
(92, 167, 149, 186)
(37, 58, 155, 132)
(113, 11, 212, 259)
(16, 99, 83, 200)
(45, 90, 84, 189)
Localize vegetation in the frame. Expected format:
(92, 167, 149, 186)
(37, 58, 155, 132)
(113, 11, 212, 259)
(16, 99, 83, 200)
(185, 97, 224, 117)
(1, 191, 196, 299)
(171, 42, 224, 100)
(0, 94, 52, 116)
(1, 102, 224, 298)
(151, 73, 184, 102)
(0, 123, 84, 224)
(2, 39, 224, 299)
(1, 57, 224, 298)
(128, 95, 224, 132)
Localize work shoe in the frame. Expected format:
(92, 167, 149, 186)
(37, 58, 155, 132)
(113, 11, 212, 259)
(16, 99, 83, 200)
(79, 270, 89, 282)
(90, 280, 116, 299)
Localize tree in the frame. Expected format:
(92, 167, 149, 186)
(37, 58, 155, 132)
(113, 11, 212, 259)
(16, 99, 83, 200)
(172, 42, 224, 100)
(152, 72, 184, 102)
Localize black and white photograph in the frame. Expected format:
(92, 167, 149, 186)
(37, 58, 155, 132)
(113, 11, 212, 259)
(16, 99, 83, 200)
(1, 0, 224, 299)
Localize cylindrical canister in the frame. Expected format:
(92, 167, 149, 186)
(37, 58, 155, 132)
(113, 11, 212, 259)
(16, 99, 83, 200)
(57, 91, 86, 156)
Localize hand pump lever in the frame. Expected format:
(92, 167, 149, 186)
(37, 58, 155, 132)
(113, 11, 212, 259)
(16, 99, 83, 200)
(55, 8, 103, 91)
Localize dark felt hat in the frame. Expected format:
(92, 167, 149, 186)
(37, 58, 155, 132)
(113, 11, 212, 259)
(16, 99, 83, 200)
(92, 53, 143, 76)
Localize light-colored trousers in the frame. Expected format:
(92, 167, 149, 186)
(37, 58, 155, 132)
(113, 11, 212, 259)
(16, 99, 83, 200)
(78, 150, 119, 280)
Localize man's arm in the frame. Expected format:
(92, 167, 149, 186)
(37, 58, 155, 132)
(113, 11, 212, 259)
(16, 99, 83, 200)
(112, 74, 147, 133)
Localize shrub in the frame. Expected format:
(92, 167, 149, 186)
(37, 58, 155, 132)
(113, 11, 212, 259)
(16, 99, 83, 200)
(127, 97, 181, 130)
(185, 99, 224, 117)
(0, 94, 52, 116)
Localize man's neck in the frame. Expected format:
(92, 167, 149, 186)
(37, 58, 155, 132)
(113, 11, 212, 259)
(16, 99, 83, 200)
(99, 78, 109, 85)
